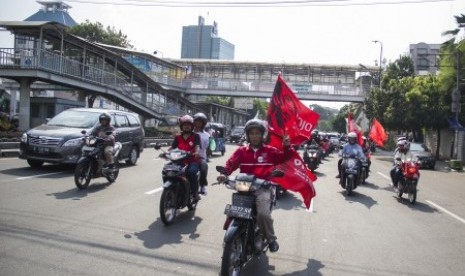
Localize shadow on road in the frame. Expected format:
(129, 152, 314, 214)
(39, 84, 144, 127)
(241, 256, 324, 276)
(275, 192, 305, 211)
(133, 212, 202, 249)
(341, 190, 378, 209)
(47, 182, 112, 200)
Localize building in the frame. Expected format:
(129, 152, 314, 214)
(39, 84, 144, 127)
(181, 16, 235, 60)
(409, 42, 441, 76)
(25, 0, 77, 26)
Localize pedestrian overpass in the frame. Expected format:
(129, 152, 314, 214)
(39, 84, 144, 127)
(0, 21, 377, 131)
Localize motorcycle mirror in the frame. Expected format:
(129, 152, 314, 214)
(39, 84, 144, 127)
(152, 143, 162, 150)
(395, 157, 401, 161)
(105, 131, 113, 135)
(216, 166, 227, 174)
(81, 130, 87, 135)
(271, 169, 284, 177)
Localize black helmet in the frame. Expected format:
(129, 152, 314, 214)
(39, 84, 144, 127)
(193, 112, 208, 125)
(99, 112, 111, 123)
(244, 119, 267, 142)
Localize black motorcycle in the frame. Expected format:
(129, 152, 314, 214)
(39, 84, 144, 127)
(340, 153, 361, 195)
(154, 144, 199, 226)
(303, 144, 320, 172)
(74, 134, 122, 189)
(360, 159, 370, 184)
(215, 166, 283, 276)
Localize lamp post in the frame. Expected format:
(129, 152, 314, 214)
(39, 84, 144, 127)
(153, 50, 164, 58)
(372, 40, 383, 88)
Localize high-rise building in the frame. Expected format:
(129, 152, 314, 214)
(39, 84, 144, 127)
(409, 42, 440, 76)
(181, 16, 235, 60)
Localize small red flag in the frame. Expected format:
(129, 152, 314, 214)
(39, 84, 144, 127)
(368, 118, 387, 147)
(348, 112, 364, 145)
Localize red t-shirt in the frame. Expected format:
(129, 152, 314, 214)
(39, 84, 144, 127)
(171, 132, 201, 164)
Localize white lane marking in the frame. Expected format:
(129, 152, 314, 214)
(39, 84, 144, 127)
(145, 187, 163, 195)
(16, 172, 65, 180)
(426, 200, 465, 225)
(377, 172, 391, 180)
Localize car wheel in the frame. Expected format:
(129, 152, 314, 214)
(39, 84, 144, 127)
(125, 146, 139, 166)
(27, 159, 44, 168)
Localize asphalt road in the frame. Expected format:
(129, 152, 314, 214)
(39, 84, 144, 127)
(1, 145, 464, 276)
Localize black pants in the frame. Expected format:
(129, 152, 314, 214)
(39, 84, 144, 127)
(390, 166, 402, 187)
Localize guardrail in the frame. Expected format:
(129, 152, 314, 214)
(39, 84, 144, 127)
(0, 138, 174, 158)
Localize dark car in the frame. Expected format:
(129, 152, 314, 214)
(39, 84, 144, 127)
(20, 108, 144, 168)
(410, 142, 436, 169)
(229, 126, 245, 143)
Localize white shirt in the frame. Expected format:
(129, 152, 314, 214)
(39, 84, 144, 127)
(195, 130, 210, 160)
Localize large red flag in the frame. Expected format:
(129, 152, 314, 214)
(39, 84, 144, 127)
(348, 112, 363, 145)
(266, 75, 318, 209)
(368, 118, 387, 147)
(267, 75, 320, 148)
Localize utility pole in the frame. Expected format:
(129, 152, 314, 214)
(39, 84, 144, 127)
(373, 40, 383, 88)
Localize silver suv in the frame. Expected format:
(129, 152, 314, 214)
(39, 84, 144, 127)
(19, 108, 144, 168)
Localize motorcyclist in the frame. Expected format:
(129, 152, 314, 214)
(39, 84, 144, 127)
(168, 114, 201, 201)
(303, 130, 322, 164)
(193, 112, 210, 195)
(336, 132, 366, 182)
(90, 112, 116, 169)
(217, 118, 292, 253)
(361, 136, 372, 172)
(390, 139, 414, 189)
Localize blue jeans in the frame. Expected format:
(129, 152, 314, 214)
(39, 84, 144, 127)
(186, 163, 200, 195)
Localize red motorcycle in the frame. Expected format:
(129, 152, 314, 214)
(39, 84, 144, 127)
(397, 159, 420, 204)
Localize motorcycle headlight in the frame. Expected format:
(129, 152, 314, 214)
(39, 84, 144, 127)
(235, 181, 252, 192)
(63, 138, 83, 147)
(21, 133, 28, 143)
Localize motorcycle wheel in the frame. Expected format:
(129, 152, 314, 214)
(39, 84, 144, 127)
(397, 187, 403, 198)
(346, 177, 353, 196)
(408, 190, 417, 204)
(221, 233, 244, 276)
(74, 161, 92, 190)
(361, 170, 366, 184)
(160, 189, 177, 226)
(105, 163, 119, 183)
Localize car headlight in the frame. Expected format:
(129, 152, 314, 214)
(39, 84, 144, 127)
(21, 133, 28, 143)
(63, 138, 82, 147)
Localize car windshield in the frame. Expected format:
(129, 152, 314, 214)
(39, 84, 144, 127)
(232, 127, 244, 134)
(410, 143, 428, 152)
(47, 110, 100, 128)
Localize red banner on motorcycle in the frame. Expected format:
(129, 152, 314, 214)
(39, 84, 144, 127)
(348, 112, 363, 145)
(368, 118, 387, 147)
(266, 74, 318, 209)
(267, 74, 320, 149)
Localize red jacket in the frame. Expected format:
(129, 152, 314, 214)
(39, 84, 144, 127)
(171, 133, 200, 165)
(224, 144, 292, 179)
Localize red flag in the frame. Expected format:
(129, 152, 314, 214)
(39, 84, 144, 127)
(348, 112, 363, 145)
(368, 118, 387, 147)
(266, 75, 318, 209)
(267, 75, 320, 149)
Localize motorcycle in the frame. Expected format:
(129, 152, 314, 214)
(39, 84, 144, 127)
(396, 158, 420, 204)
(360, 152, 371, 184)
(215, 166, 283, 276)
(74, 133, 122, 189)
(154, 144, 200, 226)
(340, 153, 361, 195)
(303, 144, 320, 172)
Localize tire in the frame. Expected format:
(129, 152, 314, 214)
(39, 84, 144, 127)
(187, 194, 198, 211)
(408, 189, 417, 204)
(361, 170, 366, 184)
(346, 177, 353, 196)
(125, 146, 139, 166)
(27, 159, 44, 168)
(160, 189, 177, 226)
(74, 161, 92, 189)
(397, 187, 403, 198)
(221, 233, 244, 276)
(221, 149, 225, 156)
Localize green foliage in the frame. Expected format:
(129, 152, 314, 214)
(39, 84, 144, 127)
(69, 20, 133, 48)
(206, 96, 231, 106)
(253, 99, 268, 119)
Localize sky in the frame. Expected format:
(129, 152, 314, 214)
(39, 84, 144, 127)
(0, 0, 463, 109)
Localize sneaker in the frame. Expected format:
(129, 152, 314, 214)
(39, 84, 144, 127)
(269, 240, 279, 253)
(200, 186, 207, 195)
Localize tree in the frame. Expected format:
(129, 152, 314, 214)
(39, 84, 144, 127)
(69, 20, 133, 48)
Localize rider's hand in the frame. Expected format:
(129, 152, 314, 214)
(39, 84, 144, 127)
(283, 134, 291, 147)
(217, 175, 227, 183)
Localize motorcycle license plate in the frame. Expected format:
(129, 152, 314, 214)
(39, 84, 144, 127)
(224, 204, 252, 219)
(82, 145, 94, 151)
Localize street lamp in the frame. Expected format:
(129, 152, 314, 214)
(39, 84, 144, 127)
(153, 50, 164, 58)
(372, 40, 383, 87)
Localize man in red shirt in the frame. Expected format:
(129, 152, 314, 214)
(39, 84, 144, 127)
(217, 118, 291, 253)
(169, 115, 201, 200)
